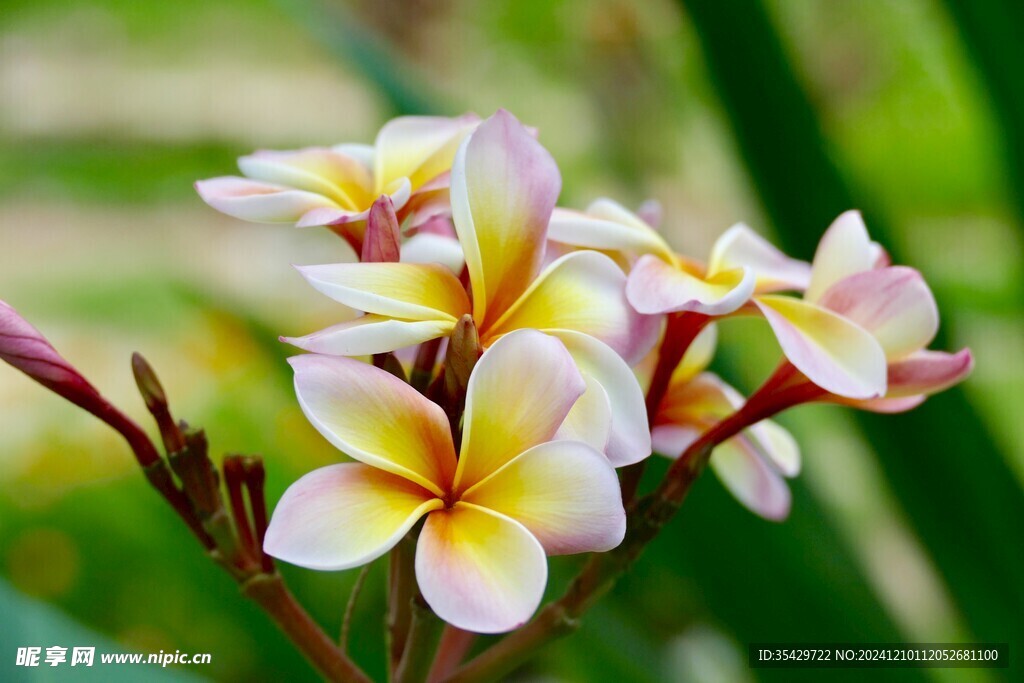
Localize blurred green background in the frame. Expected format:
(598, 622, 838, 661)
(1, 0, 1022, 681)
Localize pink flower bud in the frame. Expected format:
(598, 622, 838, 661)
(361, 195, 402, 263)
(0, 299, 160, 466)
(0, 299, 103, 408)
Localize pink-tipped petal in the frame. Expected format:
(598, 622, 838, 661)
(455, 330, 586, 492)
(839, 395, 927, 413)
(289, 354, 456, 496)
(282, 316, 454, 357)
(708, 223, 811, 293)
(553, 330, 652, 467)
(297, 262, 470, 322)
(885, 348, 974, 397)
(626, 254, 756, 316)
(451, 110, 561, 327)
(636, 199, 663, 229)
(710, 437, 792, 521)
(486, 251, 660, 365)
(754, 295, 887, 399)
(195, 177, 338, 223)
(263, 463, 441, 571)
(461, 440, 625, 555)
(361, 195, 401, 262)
(818, 266, 939, 360)
(416, 503, 547, 634)
(805, 210, 879, 302)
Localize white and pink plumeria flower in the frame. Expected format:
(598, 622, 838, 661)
(650, 325, 800, 521)
(194, 114, 480, 239)
(793, 212, 974, 410)
(282, 110, 658, 467)
(264, 330, 626, 633)
(547, 198, 811, 316)
(549, 200, 971, 404)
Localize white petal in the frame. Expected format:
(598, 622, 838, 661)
(416, 503, 547, 633)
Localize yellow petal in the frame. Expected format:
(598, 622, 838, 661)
(297, 262, 470, 322)
(461, 441, 625, 555)
(238, 148, 373, 211)
(455, 330, 585, 493)
(451, 110, 561, 327)
(486, 251, 659, 365)
(374, 114, 480, 193)
(708, 223, 810, 293)
(754, 295, 887, 399)
(626, 255, 755, 316)
(290, 354, 457, 496)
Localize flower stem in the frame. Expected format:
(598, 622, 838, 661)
(388, 535, 418, 677)
(427, 626, 476, 682)
(223, 455, 259, 564)
(243, 573, 372, 683)
(621, 312, 709, 504)
(395, 595, 445, 683)
(340, 564, 371, 651)
(242, 457, 275, 573)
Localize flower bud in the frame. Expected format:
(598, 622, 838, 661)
(131, 352, 186, 453)
(0, 299, 160, 466)
(0, 299, 104, 411)
(361, 195, 401, 263)
(445, 314, 480, 395)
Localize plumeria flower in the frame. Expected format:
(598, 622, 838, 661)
(789, 213, 974, 411)
(548, 202, 902, 400)
(283, 110, 658, 466)
(547, 198, 811, 316)
(264, 330, 625, 633)
(194, 114, 480, 238)
(650, 325, 800, 520)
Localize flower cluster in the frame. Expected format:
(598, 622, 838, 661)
(193, 109, 973, 633)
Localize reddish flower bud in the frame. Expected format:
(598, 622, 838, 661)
(361, 195, 402, 263)
(0, 299, 159, 466)
(0, 299, 104, 410)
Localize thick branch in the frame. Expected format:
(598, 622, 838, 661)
(243, 574, 372, 683)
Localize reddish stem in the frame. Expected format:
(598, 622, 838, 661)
(243, 574, 372, 683)
(621, 312, 710, 504)
(428, 625, 476, 682)
(223, 456, 259, 564)
(243, 457, 275, 573)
